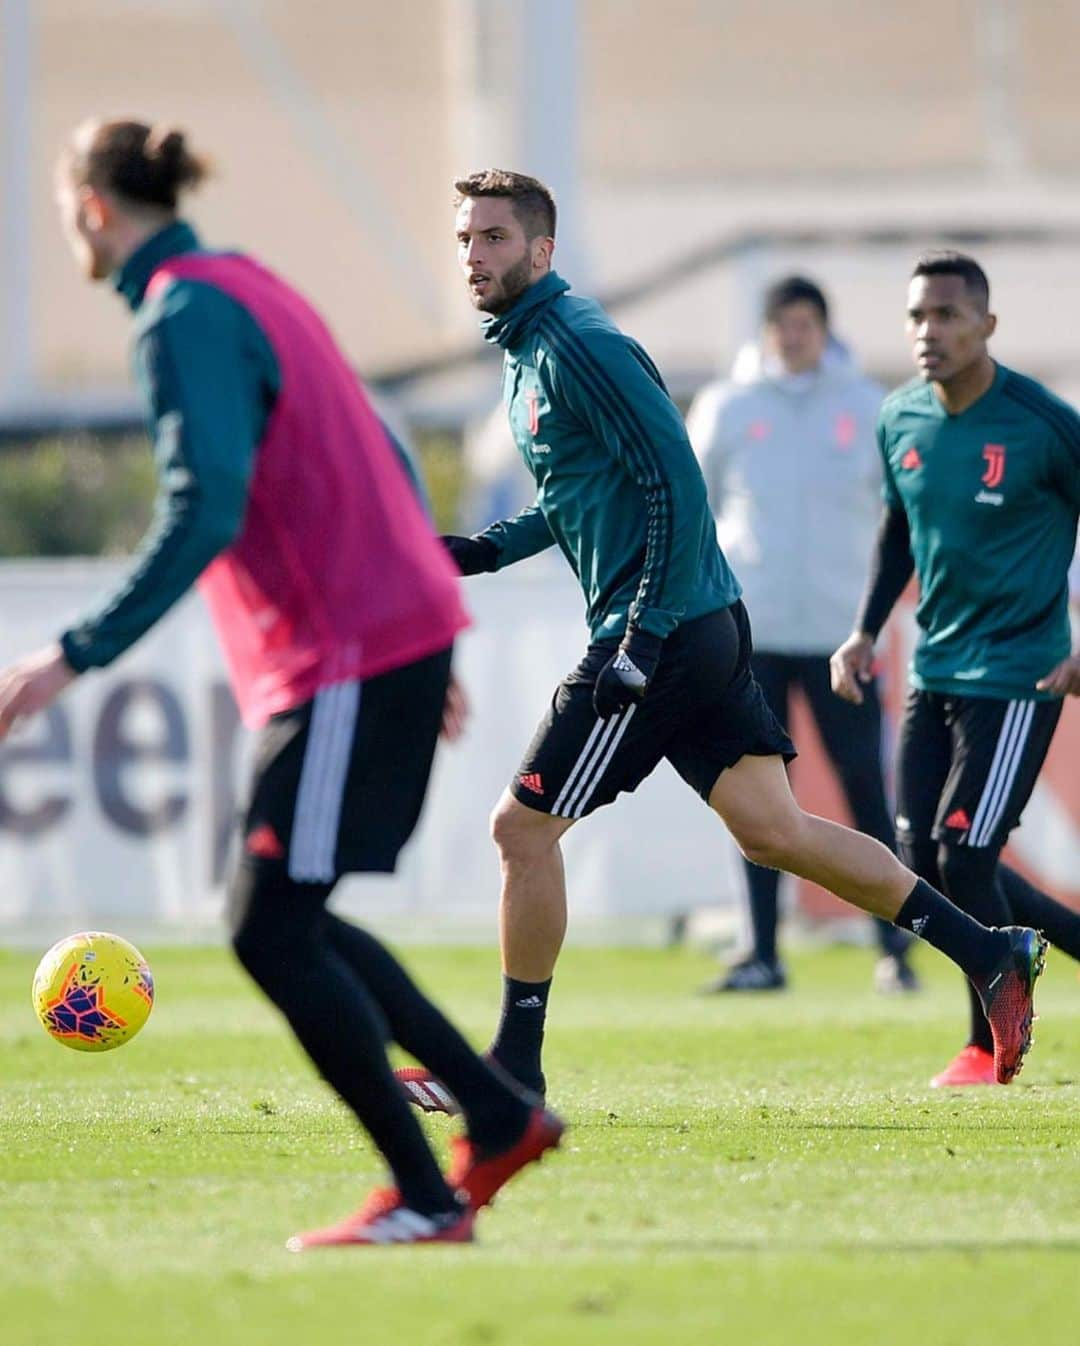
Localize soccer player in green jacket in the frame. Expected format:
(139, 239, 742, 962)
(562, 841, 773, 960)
(833, 251, 1080, 1087)
(398, 174, 1046, 1112)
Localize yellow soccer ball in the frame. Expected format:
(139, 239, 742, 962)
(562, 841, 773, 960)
(32, 931, 154, 1052)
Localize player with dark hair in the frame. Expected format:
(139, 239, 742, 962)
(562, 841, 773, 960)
(0, 118, 563, 1247)
(397, 177, 1048, 1113)
(832, 250, 1080, 1087)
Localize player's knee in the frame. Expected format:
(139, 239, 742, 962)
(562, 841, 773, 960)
(732, 812, 807, 871)
(227, 866, 298, 985)
(490, 796, 560, 863)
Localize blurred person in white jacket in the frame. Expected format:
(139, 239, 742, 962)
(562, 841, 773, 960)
(688, 276, 917, 993)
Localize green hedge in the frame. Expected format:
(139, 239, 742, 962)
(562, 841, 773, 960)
(0, 429, 465, 558)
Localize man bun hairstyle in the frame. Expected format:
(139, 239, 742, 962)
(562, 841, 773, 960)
(453, 169, 556, 240)
(68, 119, 210, 211)
(911, 250, 990, 312)
(763, 275, 829, 326)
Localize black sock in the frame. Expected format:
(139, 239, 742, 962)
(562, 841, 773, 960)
(324, 917, 529, 1151)
(999, 864, 1080, 961)
(895, 878, 1008, 979)
(489, 976, 551, 1095)
(965, 980, 995, 1053)
(744, 861, 780, 963)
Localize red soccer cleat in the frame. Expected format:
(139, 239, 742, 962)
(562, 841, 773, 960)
(930, 1044, 997, 1088)
(286, 1187, 473, 1250)
(448, 1106, 565, 1211)
(395, 1065, 463, 1116)
(971, 926, 1048, 1084)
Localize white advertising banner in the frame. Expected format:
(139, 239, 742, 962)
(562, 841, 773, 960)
(2, 560, 1076, 946)
(0, 559, 744, 945)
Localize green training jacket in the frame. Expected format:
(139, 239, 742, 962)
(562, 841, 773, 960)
(477, 271, 740, 642)
(879, 363, 1080, 700)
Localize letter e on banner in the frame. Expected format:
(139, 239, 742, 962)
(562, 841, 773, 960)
(93, 681, 189, 834)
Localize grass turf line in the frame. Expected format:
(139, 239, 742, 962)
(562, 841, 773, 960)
(2, 941, 1078, 1345)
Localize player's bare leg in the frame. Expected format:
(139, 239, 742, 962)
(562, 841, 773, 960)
(476, 795, 573, 1094)
(490, 792, 575, 981)
(709, 753, 1047, 1083)
(397, 795, 572, 1111)
(707, 754, 912, 918)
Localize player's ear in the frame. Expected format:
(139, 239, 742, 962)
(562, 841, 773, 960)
(983, 311, 998, 341)
(532, 234, 555, 273)
(80, 185, 112, 233)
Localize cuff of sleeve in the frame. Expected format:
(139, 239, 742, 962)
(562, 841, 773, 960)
(58, 631, 92, 675)
(627, 607, 678, 640)
(475, 531, 508, 571)
(624, 625, 665, 658)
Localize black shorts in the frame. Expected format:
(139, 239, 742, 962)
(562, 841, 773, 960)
(240, 646, 452, 880)
(895, 688, 1063, 852)
(510, 602, 796, 820)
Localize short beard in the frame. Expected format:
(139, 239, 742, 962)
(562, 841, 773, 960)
(477, 254, 534, 315)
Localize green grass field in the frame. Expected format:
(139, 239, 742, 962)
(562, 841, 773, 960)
(2, 939, 1078, 1346)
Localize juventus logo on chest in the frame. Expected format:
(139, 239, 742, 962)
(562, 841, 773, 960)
(982, 443, 1005, 488)
(975, 443, 1006, 506)
(525, 390, 541, 437)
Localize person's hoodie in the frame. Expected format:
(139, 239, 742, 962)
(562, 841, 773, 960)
(687, 339, 885, 655)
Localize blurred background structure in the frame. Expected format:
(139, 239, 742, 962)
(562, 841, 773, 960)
(0, 0, 1077, 939)
(7, 0, 1080, 436)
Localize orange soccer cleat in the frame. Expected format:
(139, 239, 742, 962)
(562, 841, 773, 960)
(970, 926, 1048, 1083)
(448, 1106, 565, 1211)
(286, 1187, 473, 1251)
(930, 1044, 997, 1088)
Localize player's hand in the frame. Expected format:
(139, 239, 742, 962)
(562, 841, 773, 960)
(830, 632, 876, 705)
(0, 644, 78, 741)
(440, 674, 470, 742)
(1036, 653, 1080, 697)
(593, 627, 663, 720)
(441, 535, 499, 576)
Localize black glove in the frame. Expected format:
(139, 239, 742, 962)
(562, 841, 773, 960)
(592, 627, 664, 720)
(441, 534, 499, 576)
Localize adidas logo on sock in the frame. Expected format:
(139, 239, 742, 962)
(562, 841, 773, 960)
(515, 995, 544, 1009)
(911, 915, 929, 937)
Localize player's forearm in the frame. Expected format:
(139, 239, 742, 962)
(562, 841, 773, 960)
(477, 503, 556, 569)
(59, 493, 242, 671)
(853, 504, 914, 640)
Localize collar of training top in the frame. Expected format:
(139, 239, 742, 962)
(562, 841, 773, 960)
(480, 270, 571, 350)
(113, 219, 202, 312)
